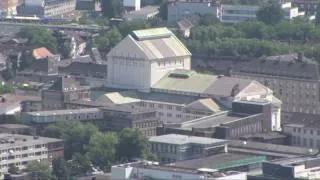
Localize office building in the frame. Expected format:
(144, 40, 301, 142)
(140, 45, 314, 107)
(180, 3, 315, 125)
(111, 161, 247, 180)
(220, 4, 259, 23)
(0, 133, 63, 173)
(149, 134, 228, 163)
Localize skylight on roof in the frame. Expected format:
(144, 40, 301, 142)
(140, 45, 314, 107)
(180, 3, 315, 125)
(132, 28, 172, 41)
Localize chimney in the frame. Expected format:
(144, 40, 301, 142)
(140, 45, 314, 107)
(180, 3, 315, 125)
(297, 52, 304, 62)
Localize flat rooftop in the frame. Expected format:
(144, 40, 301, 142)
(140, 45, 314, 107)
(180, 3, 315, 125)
(180, 112, 249, 129)
(25, 108, 101, 116)
(149, 134, 227, 145)
(0, 133, 62, 150)
(173, 152, 258, 170)
(0, 124, 31, 129)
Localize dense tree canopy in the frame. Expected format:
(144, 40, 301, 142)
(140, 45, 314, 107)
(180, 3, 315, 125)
(25, 160, 57, 180)
(256, 1, 284, 25)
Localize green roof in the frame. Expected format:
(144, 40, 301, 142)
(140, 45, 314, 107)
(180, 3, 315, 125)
(152, 70, 217, 94)
(132, 27, 172, 41)
(101, 90, 199, 105)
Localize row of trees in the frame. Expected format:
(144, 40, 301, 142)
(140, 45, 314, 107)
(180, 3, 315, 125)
(39, 120, 155, 179)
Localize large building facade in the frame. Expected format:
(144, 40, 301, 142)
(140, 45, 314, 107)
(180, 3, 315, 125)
(230, 53, 320, 119)
(106, 28, 191, 92)
(0, 133, 63, 173)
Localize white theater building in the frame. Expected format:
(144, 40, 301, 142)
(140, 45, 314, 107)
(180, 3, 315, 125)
(105, 27, 282, 131)
(106, 28, 191, 92)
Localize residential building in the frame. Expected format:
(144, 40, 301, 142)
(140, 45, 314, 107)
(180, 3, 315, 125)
(167, 0, 219, 22)
(0, 124, 32, 134)
(58, 61, 107, 88)
(230, 53, 320, 119)
(249, 158, 320, 180)
(281, 2, 305, 20)
(111, 161, 247, 180)
(106, 27, 191, 91)
(124, 6, 159, 21)
(282, 113, 320, 149)
(123, 0, 140, 11)
(41, 76, 90, 110)
(149, 134, 228, 163)
(96, 90, 222, 124)
(17, 0, 76, 18)
(22, 106, 161, 136)
(291, 0, 319, 14)
(220, 4, 259, 23)
(0, 133, 64, 173)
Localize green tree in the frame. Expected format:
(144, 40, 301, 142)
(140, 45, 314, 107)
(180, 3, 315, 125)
(199, 14, 220, 26)
(43, 120, 99, 159)
(18, 27, 58, 53)
(95, 27, 122, 53)
(101, 0, 122, 18)
(68, 153, 92, 177)
(256, 1, 284, 25)
(25, 160, 57, 180)
(52, 158, 70, 180)
(8, 164, 19, 174)
(118, 20, 151, 37)
(19, 50, 34, 70)
(116, 128, 150, 162)
(88, 132, 118, 170)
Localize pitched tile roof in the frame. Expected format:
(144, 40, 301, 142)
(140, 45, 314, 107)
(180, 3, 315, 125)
(32, 47, 54, 60)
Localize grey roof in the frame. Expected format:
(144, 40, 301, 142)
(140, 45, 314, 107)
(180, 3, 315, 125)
(0, 124, 31, 129)
(180, 112, 250, 129)
(240, 132, 287, 140)
(56, 55, 94, 67)
(173, 153, 255, 169)
(149, 134, 227, 145)
(21, 57, 58, 75)
(282, 112, 320, 129)
(231, 54, 320, 80)
(59, 62, 107, 76)
(124, 6, 159, 20)
(204, 76, 252, 97)
(108, 27, 191, 60)
(26, 108, 101, 117)
(0, 133, 62, 150)
(76, 0, 95, 10)
(229, 140, 319, 156)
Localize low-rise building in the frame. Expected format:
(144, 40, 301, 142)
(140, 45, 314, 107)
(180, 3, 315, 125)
(0, 124, 32, 134)
(41, 76, 90, 110)
(149, 134, 228, 163)
(0, 94, 41, 115)
(282, 113, 320, 149)
(96, 90, 222, 124)
(111, 161, 247, 180)
(0, 133, 64, 173)
(249, 158, 320, 180)
(220, 4, 258, 23)
(23, 106, 160, 136)
(167, 0, 219, 22)
(124, 6, 159, 21)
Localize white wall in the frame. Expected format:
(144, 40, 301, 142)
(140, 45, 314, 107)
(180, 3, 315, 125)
(123, 0, 140, 10)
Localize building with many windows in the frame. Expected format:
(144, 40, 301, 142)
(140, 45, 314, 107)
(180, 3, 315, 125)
(149, 134, 228, 163)
(0, 133, 63, 173)
(230, 53, 320, 119)
(282, 113, 320, 149)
